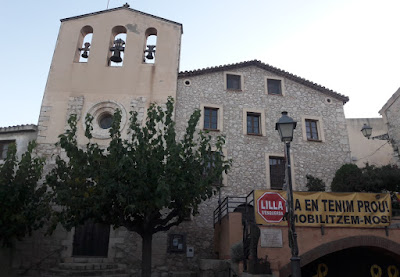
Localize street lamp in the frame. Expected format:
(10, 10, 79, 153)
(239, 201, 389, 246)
(361, 123, 373, 139)
(361, 123, 391, 142)
(275, 111, 301, 277)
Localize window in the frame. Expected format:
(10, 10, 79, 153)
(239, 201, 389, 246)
(98, 113, 113, 129)
(305, 119, 319, 141)
(301, 116, 325, 142)
(0, 140, 15, 160)
(247, 112, 261, 135)
(225, 73, 243, 90)
(204, 107, 219, 130)
(86, 101, 127, 139)
(200, 104, 223, 131)
(242, 108, 265, 136)
(267, 79, 282, 95)
(265, 77, 285, 95)
(269, 157, 285, 190)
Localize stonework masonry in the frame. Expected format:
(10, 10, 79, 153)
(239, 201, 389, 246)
(380, 87, 400, 166)
(0, 5, 359, 277)
(162, 64, 352, 274)
(175, 65, 351, 191)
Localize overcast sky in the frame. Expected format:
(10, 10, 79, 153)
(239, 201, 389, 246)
(0, 0, 399, 127)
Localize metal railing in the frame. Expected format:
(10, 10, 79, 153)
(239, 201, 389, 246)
(213, 191, 255, 226)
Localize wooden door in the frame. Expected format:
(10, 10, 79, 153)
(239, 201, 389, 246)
(72, 221, 110, 257)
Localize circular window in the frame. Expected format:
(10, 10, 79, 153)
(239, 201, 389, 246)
(184, 79, 191, 86)
(98, 113, 113, 129)
(326, 98, 332, 103)
(85, 101, 127, 139)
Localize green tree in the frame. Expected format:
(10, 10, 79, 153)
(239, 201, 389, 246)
(0, 141, 48, 247)
(332, 163, 400, 193)
(331, 163, 364, 192)
(305, 174, 325, 191)
(46, 97, 231, 277)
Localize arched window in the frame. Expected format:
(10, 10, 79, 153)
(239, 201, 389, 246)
(143, 28, 157, 64)
(75, 26, 93, 63)
(109, 26, 127, 67)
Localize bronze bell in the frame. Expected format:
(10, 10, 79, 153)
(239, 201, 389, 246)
(79, 42, 91, 59)
(110, 52, 122, 63)
(145, 45, 156, 60)
(110, 38, 125, 63)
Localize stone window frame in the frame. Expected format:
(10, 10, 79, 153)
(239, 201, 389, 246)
(200, 103, 223, 132)
(242, 108, 266, 136)
(84, 101, 127, 140)
(224, 72, 244, 91)
(265, 152, 296, 190)
(301, 115, 325, 142)
(265, 76, 285, 96)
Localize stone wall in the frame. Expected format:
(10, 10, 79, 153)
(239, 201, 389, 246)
(380, 88, 400, 166)
(0, 125, 38, 160)
(176, 65, 351, 190)
(168, 65, 351, 271)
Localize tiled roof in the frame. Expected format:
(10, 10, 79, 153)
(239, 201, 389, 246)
(179, 60, 349, 103)
(60, 4, 183, 33)
(0, 124, 38, 134)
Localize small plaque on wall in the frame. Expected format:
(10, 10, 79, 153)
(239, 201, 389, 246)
(260, 228, 283, 248)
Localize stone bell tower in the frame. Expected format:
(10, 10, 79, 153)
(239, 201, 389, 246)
(37, 4, 183, 145)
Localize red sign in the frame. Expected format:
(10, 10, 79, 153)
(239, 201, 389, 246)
(257, 192, 287, 223)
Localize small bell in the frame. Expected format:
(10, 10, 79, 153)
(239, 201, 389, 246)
(79, 42, 91, 59)
(110, 38, 125, 63)
(144, 45, 156, 60)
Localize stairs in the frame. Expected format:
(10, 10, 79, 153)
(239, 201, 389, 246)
(43, 258, 129, 277)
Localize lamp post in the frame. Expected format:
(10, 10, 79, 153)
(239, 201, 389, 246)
(361, 123, 391, 142)
(275, 111, 301, 277)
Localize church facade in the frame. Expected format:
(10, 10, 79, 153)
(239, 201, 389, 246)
(0, 4, 364, 277)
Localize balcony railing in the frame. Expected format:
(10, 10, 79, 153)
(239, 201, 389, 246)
(213, 191, 254, 226)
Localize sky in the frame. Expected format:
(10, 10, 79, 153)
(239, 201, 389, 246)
(0, 0, 399, 127)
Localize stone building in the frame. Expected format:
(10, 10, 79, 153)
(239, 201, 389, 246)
(0, 125, 38, 161)
(176, 60, 351, 192)
(0, 4, 357, 277)
(379, 87, 400, 165)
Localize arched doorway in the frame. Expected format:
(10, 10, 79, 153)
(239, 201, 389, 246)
(279, 236, 400, 277)
(301, 246, 400, 276)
